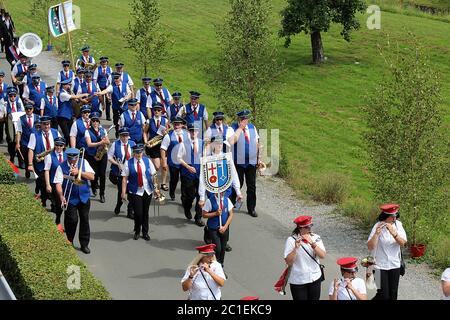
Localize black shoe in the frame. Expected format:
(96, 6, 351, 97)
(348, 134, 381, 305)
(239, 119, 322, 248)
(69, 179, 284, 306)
(81, 246, 91, 254)
(114, 205, 120, 215)
(133, 233, 139, 240)
(25, 170, 30, 179)
(160, 184, 169, 191)
(195, 219, 205, 227)
(100, 195, 105, 203)
(225, 244, 232, 252)
(19, 163, 25, 169)
(142, 234, 151, 241)
(92, 189, 97, 197)
(185, 212, 192, 220)
(249, 210, 258, 218)
(127, 213, 135, 220)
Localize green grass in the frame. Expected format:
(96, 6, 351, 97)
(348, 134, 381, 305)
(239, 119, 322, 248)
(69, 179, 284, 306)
(7, 0, 450, 268)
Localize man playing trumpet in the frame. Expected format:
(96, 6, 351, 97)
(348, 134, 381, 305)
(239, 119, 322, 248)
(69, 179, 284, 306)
(54, 148, 95, 254)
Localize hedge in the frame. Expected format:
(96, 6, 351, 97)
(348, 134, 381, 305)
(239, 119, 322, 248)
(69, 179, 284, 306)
(0, 154, 16, 185)
(0, 184, 111, 300)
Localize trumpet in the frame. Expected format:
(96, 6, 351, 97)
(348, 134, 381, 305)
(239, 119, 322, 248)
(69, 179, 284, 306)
(36, 148, 54, 162)
(62, 148, 85, 212)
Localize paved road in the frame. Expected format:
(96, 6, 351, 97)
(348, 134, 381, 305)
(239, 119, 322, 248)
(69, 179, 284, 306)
(0, 52, 375, 300)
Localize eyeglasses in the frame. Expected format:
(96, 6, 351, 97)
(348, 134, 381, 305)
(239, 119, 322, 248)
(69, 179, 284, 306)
(91, 119, 100, 123)
(154, 109, 162, 112)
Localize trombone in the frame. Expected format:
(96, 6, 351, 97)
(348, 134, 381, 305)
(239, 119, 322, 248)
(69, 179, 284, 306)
(62, 148, 85, 212)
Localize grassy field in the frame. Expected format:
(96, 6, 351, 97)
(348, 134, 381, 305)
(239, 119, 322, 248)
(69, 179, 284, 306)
(6, 0, 449, 267)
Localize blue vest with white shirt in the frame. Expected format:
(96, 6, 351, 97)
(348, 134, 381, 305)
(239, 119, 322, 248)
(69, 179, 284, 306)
(139, 87, 152, 116)
(180, 139, 203, 180)
(27, 81, 47, 112)
(42, 95, 58, 118)
(86, 126, 106, 157)
(148, 116, 167, 139)
(123, 111, 144, 143)
(207, 193, 230, 230)
(111, 82, 128, 111)
(231, 123, 257, 168)
(75, 118, 89, 149)
(167, 130, 188, 168)
(49, 151, 67, 182)
(150, 87, 170, 108)
(59, 70, 74, 84)
(80, 81, 100, 113)
(96, 66, 112, 89)
(6, 97, 24, 114)
(110, 139, 136, 175)
(57, 90, 73, 120)
(19, 114, 39, 147)
(33, 128, 59, 173)
(60, 160, 90, 205)
(127, 157, 154, 195)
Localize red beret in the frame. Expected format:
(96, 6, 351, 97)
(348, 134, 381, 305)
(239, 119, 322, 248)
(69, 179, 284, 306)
(379, 203, 400, 214)
(196, 244, 216, 254)
(293, 215, 313, 227)
(337, 257, 358, 271)
(240, 296, 260, 300)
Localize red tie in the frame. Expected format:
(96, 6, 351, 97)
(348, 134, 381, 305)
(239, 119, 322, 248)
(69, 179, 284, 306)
(124, 144, 130, 160)
(243, 128, 250, 144)
(193, 141, 198, 155)
(85, 121, 89, 129)
(220, 198, 223, 211)
(193, 107, 198, 120)
(11, 101, 16, 113)
(132, 112, 136, 122)
(59, 153, 63, 163)
(218, 126, 223, 134)
(146, 89, 149, 96)
(0, 86, 3, 94)
(24, 66, 27, 73)
(36, 85, 40, 94)
(103, 68, 106, 75)
(88, 82, 91, 93)
(44, 132, 51, 150)
(137, 160, 143, 188)
(28, 116, 32, 128)
(178, 135, 182, 143)
(66, 72, 69, 79)
(49, 96, 53, 105)
(157, 119, 160, 129)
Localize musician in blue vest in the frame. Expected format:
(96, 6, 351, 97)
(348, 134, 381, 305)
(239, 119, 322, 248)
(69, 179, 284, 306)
(85, 112, 110, 203)
(176, 91, 209, 140)
(55, 60, 75, 95)
(44, 136, 67, 232)
(11, 53, 28, 88)
(39, 86, 58, 129)
(108, 127, 135, 219)
(79, 71, 101, 115)
(5, 87, 24, 165)
(177, 123, 205, 227)
(121, 144, 159, 241)
(110, 62, 135, 94)
(54, 148, 95, 254)
(23, 74, 46, 114)
(120, 98, 145, 144)
(166, 91, 183, 123)
(135, 77, 152, 119)
(27, 116, 61, 207)
(149, 77, 171, 116)
(93, 56, 112, 120)
(58, 79, 89, 144)
(96, 72, 132, 137)
(160, 116, 188, 201)
(73, 68, 85, 96)
(0, 69, 10, 144)
(23, 63, 38, 87)
(202, 190, 235, 268)
(76, 45, 96, 70)
(229, 110, 260, 218)
(15, 103, 39, 177)
(204, 112, 235, 152)
(69, 105, 91, 149)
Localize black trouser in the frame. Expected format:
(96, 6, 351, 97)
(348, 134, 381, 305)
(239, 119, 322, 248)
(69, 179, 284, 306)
(86, 154, 107, 196)
(20, 145, 29, 174)
(169, 165, 181, 197)
(208, 227, 229, 267)
(0, 121, 4, 141)
(113, 108, 121, 137)
(373, 268, 401, 300)
(180, 175, 201, 221)
(290, 278, 321, 301)
(50, 182, 63, 224)
(230, 165, 257, 213)
(37, 170, 49, 206)
(129, 192, 152, 235)
(115, 174, 133, 214)
(50, 118, 58, 130)
(65, 200, 91, 247)
(57, 117, 72, 145)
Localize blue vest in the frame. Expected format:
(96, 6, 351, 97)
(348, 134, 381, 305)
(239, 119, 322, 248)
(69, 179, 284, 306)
(73, 78, 83, 95)
(16, 63, 27, 77)
(33, 128, 59, 173)
(110, 139, 136, 175)
(6, 97, 24, 114)
(123, 111, 144, 143)
(0, 82, 10, 101)
(9, 46, 20, 61)
(49, 151, 67, 183)
(27, 81, 46, 111)
(19, 114, 39, 147)
(59, 70, 74, 83)
(180, 139, 203, 180)
(57, 90, 73, 120)
(111, 82, 128, 111)
(167, 130, 189, 168)
(96, 66, 112, 89)
(127, 157, 154, 195)
(148, 116, 167, 139)
(209, 124, 229, 153)
(121, 72, 130, 85)
(231, 123, 258, 168)
(207, 193, 230, 230)
(139, 87, 151, 116)
(184, 103, 206, 124)
(75, 118, 89, 149)
(79, 55, 94, 64)
(168, 103, 183, 122)
(150, 87, 170, 109)
(80, 81, 100, 113)
(60, 160, 90, 205)
(86, 126, 106, 157)
(42, 95, 58, 118)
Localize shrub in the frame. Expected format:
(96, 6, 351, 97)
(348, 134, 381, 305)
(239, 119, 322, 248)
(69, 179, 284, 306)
(310, 173, 350, 205)
(0, 184, 111, 300)
(0, 154, 16, 185)
(340, 197, 380, 229)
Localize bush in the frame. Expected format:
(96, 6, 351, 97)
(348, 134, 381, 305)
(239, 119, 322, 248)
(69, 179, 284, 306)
(339, 197, 380, 229)
(0, 154, 16, 185)
(0, 184, 111, 300)
(310, 173, 350, 205)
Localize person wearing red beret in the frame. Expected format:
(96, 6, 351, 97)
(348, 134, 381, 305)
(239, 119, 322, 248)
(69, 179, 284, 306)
(284, 215, 326, 300)
(181, 244, 226, 300)
(329, 257, 367, 300)
(367, 204, 407, 300)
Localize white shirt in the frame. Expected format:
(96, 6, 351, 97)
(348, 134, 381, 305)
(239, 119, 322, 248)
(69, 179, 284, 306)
(284, 234, 326, 285)
(328, 277, 367, 300)
(28, 130, 61, 150)
(367, 220, 407, 270)
(16, 114, 34, 133)
(59, 91, 72, 103)
(84, 127, 104, 140)
(57, 69, 74, 84)
(441, 268, 450, 300)
(204, 124, 235, 143)
(40, 95, 58, 112)
(93, 67, 112, 87)
(107, 140, 132, 162)
(105, 83, 132, 99)
(166, 103, 182, 120)
(135, 87, 152, 103)
(121, 157, 156, 196)
(11, 63, 28, 82)
(119, 109, 146, 128)
(76, 81, 100, 95)
(146, 88, 172, 109)
(107, 73, 134, 87)
(177, 104, 208, 121)
(160, 130, 185, 151)
(177, 136, 201, 167)
(53, 159, 95, 184)
(181, 261, 225, 300)
(23, 81, 45, 99)
(70, 119, 91, 137)
(198, 151, 241, 201)
(203, 197, 234, 213)
(44, 151, 65, 170)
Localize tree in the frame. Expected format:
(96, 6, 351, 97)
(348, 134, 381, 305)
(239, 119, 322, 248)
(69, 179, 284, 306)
(30, 0, 54, 48)
(279, 0, 366, 64)
(363, 35, 450, 245)
(207, 0, 282, 129)
(124, 0, 169, 76)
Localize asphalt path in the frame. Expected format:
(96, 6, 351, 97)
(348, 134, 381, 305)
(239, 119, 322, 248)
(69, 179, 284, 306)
(0, 52, 375, 300)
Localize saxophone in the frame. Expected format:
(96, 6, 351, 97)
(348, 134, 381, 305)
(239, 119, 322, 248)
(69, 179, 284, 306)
(145, 123, 173, 148)
(36, 148, 54, 162)
(94, 125, 114, 161)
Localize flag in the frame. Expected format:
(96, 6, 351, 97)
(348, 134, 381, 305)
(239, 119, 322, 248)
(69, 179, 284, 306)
(274, 266, 290, 295)
(48, 1, 77, 38)
(6, 159, 19, 179)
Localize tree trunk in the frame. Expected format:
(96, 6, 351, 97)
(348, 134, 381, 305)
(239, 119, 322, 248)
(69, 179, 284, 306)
(310, 31, 324, 64)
